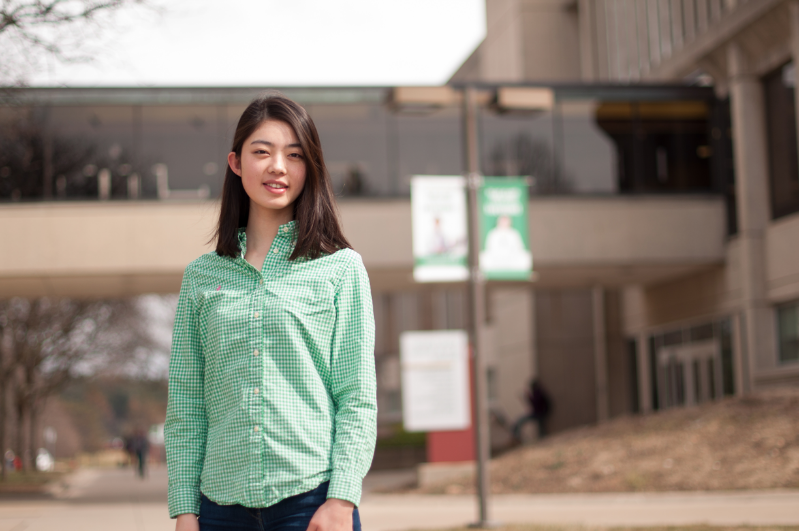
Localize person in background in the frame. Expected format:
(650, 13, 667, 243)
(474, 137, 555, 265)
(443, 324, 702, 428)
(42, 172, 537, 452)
(130, 428, 150, 479)
(512, 379, 551, 442)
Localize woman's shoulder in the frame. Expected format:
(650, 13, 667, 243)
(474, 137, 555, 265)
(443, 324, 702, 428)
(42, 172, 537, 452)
(324, 247, 367, 275)
(329, 246, 363, 265)
(324, 247, 368, 289)
(183, 251, 237, 278)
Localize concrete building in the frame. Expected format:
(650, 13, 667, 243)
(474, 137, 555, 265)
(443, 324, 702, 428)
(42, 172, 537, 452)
(448, 0, 799, 432)
(1, 0, 798, 444)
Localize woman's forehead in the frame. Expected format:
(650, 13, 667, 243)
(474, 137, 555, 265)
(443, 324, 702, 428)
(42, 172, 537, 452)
(249, 119, 301, 145)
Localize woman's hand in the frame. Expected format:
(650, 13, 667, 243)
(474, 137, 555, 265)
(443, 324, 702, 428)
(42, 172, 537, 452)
(175, 513, 199, 531)
(307, 498, 354, 531)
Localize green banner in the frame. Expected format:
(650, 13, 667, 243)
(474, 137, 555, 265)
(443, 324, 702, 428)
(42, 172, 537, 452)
(478, 177, 532, 280)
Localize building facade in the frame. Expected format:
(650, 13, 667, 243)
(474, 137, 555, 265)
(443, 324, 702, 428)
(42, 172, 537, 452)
(454, 0, 799, 425)
(2, 0, 798, 444)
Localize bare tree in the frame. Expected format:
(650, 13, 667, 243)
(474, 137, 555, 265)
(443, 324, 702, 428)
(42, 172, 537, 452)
(0, 0, 145, 84)
(0, 297, 159, 474)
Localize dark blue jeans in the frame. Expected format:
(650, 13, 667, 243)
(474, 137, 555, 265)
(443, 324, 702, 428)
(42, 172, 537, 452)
(198, 482, 361, 531)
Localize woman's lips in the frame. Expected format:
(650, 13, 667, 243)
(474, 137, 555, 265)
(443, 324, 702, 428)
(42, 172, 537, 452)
(264, 182, 287, 194)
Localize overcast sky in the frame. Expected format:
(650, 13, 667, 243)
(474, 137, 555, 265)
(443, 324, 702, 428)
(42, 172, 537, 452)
(29, 0, 486, 87)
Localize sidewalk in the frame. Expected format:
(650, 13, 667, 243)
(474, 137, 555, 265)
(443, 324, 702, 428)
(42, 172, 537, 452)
(0, 467, 797, 531)
(360, 489, 799, 530)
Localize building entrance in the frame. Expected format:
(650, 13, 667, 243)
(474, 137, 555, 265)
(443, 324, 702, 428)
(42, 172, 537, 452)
(657, 340, 723, 408)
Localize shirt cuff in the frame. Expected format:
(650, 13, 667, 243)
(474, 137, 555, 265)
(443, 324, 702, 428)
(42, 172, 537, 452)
(168, 487, 201, 519)
(327, 469, 363, 507)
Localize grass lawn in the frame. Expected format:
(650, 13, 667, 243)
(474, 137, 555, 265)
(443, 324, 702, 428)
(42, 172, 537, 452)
(0, 471, 65, 493)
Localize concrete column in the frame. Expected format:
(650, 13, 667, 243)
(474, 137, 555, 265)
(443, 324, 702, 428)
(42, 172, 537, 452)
(491, 288, 535, 424)
(636, 332, 653, 413)
(592, 286, 609, 422)
(578, 0, 597, 81)
(788, 1, 799, 174)
(530, 290, 538, 380)
(732, 312, 748, 395)
(483, 0, 524, 81)
(727, 41, 774, 389)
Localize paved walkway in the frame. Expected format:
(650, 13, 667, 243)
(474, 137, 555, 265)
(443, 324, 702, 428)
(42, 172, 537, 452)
(0, 467, 797, 531)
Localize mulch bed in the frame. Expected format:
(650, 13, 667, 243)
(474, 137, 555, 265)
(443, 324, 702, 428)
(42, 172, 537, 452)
(412, 388, 799, 494)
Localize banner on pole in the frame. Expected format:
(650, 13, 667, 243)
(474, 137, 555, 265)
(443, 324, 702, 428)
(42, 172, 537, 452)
(400, 330, 471, 432)
(411, 176, 468, 282)
(478, 177, 532, 280)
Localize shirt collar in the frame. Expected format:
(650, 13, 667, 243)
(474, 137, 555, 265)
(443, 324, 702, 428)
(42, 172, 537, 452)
(237, 220, 298, 258)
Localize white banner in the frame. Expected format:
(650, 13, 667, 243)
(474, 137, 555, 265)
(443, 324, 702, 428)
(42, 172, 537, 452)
(400, 330, 471, 432)
(411, 176, 469, 282)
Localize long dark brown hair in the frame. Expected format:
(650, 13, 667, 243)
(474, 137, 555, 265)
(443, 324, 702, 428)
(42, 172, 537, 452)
(213, 93, 351, 260)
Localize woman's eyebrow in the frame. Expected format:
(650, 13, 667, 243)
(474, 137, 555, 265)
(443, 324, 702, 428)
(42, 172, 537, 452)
(250, 140, 302, 148)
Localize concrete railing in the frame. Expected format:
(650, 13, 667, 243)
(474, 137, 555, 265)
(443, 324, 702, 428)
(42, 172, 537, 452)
(0, 196, 727, 298)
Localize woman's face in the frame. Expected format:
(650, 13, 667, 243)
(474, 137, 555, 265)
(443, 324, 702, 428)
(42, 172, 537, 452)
(228, 119, 307, 218)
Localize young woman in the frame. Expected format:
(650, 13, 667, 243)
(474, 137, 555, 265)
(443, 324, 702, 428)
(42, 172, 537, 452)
(165, 94, 376, 531)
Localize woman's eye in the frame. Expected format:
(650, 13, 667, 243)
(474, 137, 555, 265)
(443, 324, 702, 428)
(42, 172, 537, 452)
(289, 153, 304, 159)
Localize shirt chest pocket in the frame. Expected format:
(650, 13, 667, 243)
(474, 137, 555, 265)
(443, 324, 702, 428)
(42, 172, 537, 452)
(271, 279, 336, 340)
(281, 284, 335, 320)
(288, 288, 335, 319)
(205, 292, 252, 365)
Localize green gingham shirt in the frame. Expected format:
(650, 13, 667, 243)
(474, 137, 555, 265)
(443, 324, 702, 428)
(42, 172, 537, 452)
(165, 221, 377, 518)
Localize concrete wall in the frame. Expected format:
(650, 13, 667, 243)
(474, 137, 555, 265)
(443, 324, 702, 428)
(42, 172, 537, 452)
(451, 0, 583, 83)
(0, 201, 218, 298)
(767, 212, 799, 303)
(621, 212, 799, 334)
(519, 0, 581, 81)
(605, 288, 637, 417)
(489, 288, 535, 431)
(619, 212, 799, 390)
(483, 0, 525, 81)
(0, 196, 727, 298)
(535, 289, 597, 433)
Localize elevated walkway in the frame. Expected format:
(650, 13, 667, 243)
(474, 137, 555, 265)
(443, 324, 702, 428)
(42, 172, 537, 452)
(0, 196, 727, 298)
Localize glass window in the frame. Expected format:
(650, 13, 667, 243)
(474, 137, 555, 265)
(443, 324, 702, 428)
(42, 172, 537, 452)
(764, 62, 799, 219)
(648, 335, 659, 411)
(139, 105, 226, 198)
(0, 105, 157, 201)
(2, 87, 733, 202)
(719, 318, 735, 395)
(627, 338, 640, 413)
(51, 105, 154, 199)
(479, 108, 558, 193)
(559, 101, 618, 194)
(662, 329, 683, 347)
(394, 107, 463, 196)
(689, 322, 714, 342)
(309, 103, 392, 196)
(595, 101, 713, 193)
(777, 301, 799, 363)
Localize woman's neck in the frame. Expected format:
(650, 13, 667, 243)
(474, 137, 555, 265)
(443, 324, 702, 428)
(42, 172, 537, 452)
(245, 203, 293, 257)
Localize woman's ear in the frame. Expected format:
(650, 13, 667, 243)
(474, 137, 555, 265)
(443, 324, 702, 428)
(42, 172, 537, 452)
(228, 152, 242, 177)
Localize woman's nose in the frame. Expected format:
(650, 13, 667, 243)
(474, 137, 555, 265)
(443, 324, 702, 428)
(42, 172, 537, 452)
(269, 154, 287, 174)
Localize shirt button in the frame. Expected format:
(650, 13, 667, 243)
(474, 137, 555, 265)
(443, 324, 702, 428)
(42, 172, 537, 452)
(254, 312, 260, 318)
(253, 349, 259, 356)
(254, 388, 259, 394)
(254, 426, 259, 432)
(272, 249, 279, 254)
(259, 278, 264, 285)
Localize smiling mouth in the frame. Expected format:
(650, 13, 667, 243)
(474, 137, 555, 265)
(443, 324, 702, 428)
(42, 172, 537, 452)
(265, 182, 287, 189)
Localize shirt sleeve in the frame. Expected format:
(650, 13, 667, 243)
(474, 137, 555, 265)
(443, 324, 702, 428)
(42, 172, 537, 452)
(165, 267, 208, 518)
(327, 252, 377, 506)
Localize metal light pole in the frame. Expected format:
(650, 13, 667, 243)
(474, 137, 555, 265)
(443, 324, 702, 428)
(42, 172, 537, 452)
(463, 85, 493, 527)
